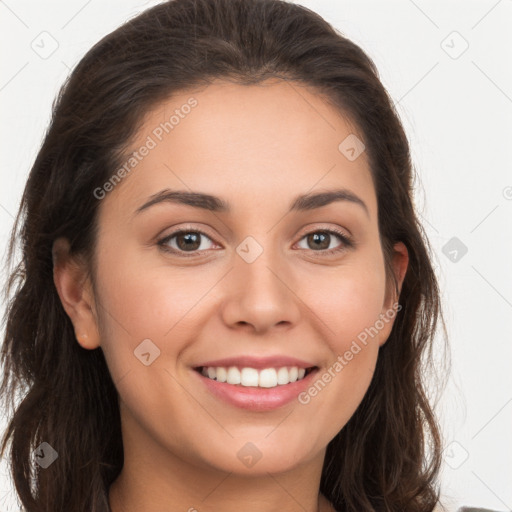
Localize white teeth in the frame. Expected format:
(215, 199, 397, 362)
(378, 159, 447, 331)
(226, 366, 241, 385)
(259, 368, 277, 388)
(216, 367, 227, 382)
(240, 368, 259, 387)
(199, 365, 311, 388)
(276, 367, 289, 385)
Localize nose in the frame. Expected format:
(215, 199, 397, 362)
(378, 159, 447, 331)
(220, 243, 301, 334)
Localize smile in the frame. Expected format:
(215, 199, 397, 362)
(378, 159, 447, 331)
(193, 365, 320, 411)
(196, 365, 316, 388)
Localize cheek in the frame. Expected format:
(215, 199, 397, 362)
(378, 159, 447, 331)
(91, 243, 169, 376)
(93, 243, 225, 379)
(294, 252, 387, 432)
(298, 252, 387, 350)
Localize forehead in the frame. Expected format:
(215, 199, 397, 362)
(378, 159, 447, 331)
(101, 79, 376, 219)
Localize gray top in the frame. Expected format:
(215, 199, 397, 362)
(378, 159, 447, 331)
(457, 508, 503, 512)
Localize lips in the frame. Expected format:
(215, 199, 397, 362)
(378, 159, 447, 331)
(193, 365, 319, 411)
(192, 355, 317, 370)
(191, 355, 320, 411)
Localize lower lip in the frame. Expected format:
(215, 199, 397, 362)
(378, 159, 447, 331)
(192, 368, 319, 411)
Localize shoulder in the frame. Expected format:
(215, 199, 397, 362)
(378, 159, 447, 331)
(332, 501, 499, 512)
(435, 504, 501, 512)
(457, 508, 503, 512)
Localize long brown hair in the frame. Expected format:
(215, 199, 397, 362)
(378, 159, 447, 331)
(0, 0, 447, 510)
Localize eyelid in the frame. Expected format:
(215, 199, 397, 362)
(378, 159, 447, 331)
(295, 223, 352, 240)
(157, 224, 219, 255)
(293, 225, 354, 256)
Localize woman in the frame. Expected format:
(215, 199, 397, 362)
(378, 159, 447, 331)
(1, 0, 461, 510)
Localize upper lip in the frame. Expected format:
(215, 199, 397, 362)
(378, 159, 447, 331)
(193, 355, 317, 370)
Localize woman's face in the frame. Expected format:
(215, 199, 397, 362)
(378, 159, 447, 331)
(61, 79, 407, 476)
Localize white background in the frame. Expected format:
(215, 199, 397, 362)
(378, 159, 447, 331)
(1, 1, 511, 511)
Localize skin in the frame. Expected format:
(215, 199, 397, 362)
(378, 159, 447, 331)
(53, 79, 408, 512)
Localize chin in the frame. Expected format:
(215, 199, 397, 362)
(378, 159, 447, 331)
(194, 437, 317, 476)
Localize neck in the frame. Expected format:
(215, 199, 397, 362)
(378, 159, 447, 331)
(109, 475, 333, 512)
(108, 404, 332, 512)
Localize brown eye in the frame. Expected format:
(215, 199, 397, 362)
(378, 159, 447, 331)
(174, 232, 202, 251)
(158, 229, 217, 256)
(296, 229, 353, 256)
(305, 232, 332, 250)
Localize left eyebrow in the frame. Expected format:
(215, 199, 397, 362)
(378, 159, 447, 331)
(134, 187, 370, 218)
(289, 189, 369, 218)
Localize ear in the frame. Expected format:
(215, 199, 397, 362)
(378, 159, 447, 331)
(378, 241, 409, 347)
(52, 237, 101, 350)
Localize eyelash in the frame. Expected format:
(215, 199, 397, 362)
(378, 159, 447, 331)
(157, 225, 354, 258)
